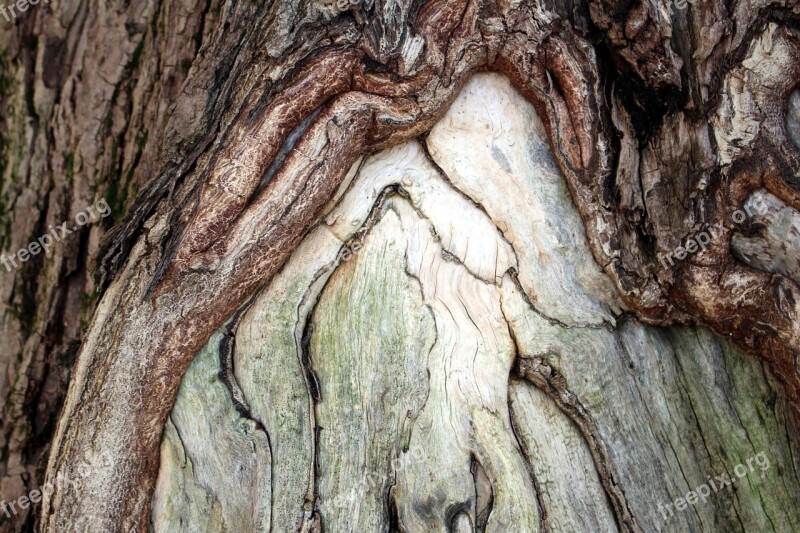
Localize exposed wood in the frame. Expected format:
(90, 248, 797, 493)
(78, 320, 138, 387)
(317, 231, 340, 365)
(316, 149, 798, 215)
(153, 75, 800, 531)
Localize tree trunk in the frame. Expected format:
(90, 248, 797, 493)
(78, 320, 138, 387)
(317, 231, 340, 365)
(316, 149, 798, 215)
(1, 0, 799, 531)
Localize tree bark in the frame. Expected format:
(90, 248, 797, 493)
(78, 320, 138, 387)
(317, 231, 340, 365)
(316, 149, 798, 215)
(0, 0, 799, 531)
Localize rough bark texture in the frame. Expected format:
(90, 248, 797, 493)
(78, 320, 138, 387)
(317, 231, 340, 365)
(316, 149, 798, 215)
(0, 0, 798, 531)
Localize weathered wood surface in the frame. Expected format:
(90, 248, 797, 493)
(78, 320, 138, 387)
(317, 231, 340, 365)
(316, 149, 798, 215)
(154, 75, 800, 532)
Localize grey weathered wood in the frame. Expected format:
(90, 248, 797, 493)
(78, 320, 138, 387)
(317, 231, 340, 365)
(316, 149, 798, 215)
(153, 74, 800, 532)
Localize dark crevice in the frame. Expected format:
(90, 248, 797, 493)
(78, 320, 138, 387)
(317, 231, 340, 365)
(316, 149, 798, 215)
(294, 267, 328, 529)
(506, 387, 550, 533)
(298, 182, 402, 528)
(444, 501, 472, 531)
(471, 455, 494, 533)
(501, 308, 549, 532)
(251, 107, 323, 201)
(506, 267, 614, 331)
(514, 356, 643, 533)
(386, 483, 401, 532)
(217, 303, 275, 531)
(217, 308, 259, 419)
